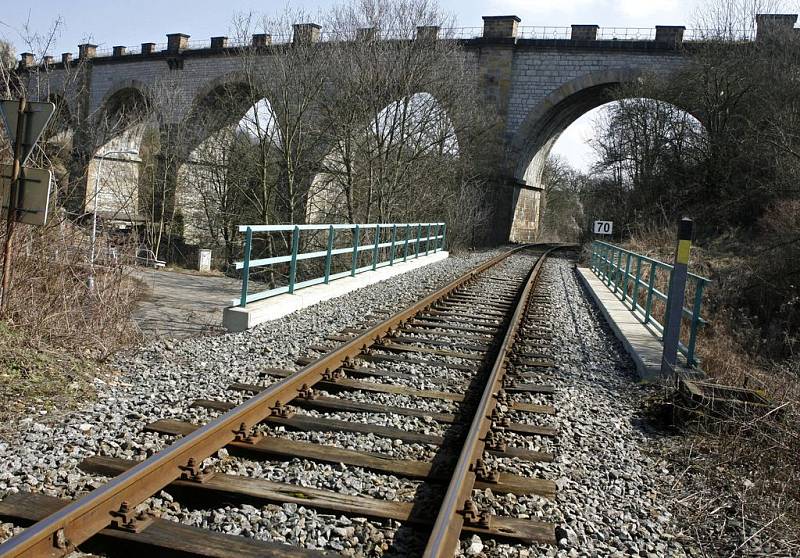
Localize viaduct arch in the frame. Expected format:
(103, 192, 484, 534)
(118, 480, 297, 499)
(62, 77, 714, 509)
(14, 14, 798, 246)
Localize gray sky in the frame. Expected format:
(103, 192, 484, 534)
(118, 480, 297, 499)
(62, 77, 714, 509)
(1, 0, 706, 170)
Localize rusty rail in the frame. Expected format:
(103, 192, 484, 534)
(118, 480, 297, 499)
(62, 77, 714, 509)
(423, 248, 554, 557)
(0, 245, 532, 558)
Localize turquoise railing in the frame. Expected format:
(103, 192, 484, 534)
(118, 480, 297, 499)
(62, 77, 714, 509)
(590, 240, 711, 367)
(233, 222, 446, 307)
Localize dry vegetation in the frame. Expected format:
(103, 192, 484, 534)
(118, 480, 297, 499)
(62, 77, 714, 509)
(0, 25, 142, 430)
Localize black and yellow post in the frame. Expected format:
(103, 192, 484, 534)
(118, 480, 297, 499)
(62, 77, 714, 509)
(661, 217, 693, 378)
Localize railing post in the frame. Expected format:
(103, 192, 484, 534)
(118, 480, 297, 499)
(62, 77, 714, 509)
(613, 248, 623, 293)
(351, 224, 360, 276)
(239, 226, 253, 308)
(288, 225, 300, 294)
(644, 261, 657, 325)
(661, 218, 694, 377)
(622, 252, 632, 302)
(440, 223, 447, 251)
(426, 223, 432, 255)
(631, 255, 643, 312)
(416, 224, 421, 258)
(404, 224, 410, 261)
(389, 224, 397, 265)
(372, 224, 380, 270)
(324, 225, 335, 283)
(686, 278, 706, 367)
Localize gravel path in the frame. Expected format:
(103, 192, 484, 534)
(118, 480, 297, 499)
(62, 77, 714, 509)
(0, 248, 506, 551)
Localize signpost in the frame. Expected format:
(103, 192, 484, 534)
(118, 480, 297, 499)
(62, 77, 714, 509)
(593, 220, 613, 235)
(661, 217, 694, 378)
(0, 97, 55, 310)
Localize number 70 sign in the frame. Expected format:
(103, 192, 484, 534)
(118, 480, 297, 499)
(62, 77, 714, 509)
(593, 221, 613, 235)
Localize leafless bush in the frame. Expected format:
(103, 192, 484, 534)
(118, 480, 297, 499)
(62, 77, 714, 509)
(1, 219, 141, 359)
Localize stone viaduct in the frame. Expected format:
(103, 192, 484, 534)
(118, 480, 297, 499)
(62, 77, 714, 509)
(15, 13, 799, 246)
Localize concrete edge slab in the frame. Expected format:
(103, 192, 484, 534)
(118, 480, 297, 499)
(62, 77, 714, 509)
(575, 266, 663, 381)
(223, 251, 449, 332)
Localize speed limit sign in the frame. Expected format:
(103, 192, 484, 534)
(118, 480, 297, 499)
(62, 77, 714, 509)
(593, 221, 613, 235)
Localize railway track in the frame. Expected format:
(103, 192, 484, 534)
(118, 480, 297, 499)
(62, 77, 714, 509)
(0, 245, 564, 558)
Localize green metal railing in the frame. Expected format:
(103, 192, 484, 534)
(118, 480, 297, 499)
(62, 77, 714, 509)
(590, 240, 711, 367)
(234, 222, 446, 308)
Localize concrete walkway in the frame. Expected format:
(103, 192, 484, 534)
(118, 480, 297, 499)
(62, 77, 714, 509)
(576, 266, 664, 380)
(131, 268, 241, 339)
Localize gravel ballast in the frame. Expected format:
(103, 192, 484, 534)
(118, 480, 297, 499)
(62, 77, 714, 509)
(1, 249, 696, 557)
(0, 248, 506, 553)
(457, 255, 695, 557)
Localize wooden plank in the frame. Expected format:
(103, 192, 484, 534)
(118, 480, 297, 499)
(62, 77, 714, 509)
(266, 414, 443, 446)
(400, 328, 494, 342)
(513, 359, 556, 368)
(425, 310, 503, 325)
(506, 383, 557, 395)
(434, 303, 507, 317)
(361, 353, 479, 373)
(510, 402, 556, 414)
(409, 319, 498, 334)
(378, 342, 487, 361)
(80, 456, 417, 523)
(288, 360, 418, 382)
(515, 351, 552, 360)
(192, 396, 459, 424)
(78, 456, 554, 544)
(505, 423, 559, 437)
(0, 492, 330, 558)
(230, 380, 465, 402)
(144, 420, 555, 497)
(468, 515, 556, 545)
(390, 335, 492, 352)
(487, 447, 554, 462)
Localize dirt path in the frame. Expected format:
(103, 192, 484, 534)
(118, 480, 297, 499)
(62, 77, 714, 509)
(131, 268, 241, 339)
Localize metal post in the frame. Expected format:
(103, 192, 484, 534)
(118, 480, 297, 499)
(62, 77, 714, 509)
(403, 224, 410, 261)
(372, 224, 380, 270)
(415, 224, 421, 258)
(351, 224, 360, 276)
(426, 224, 432, 255)
(631, 256, 643, 312)
(239, 227, 253, 307)
(661, 218, 694, 377)
(686, 279, 706, 367)
(440, 223, 447, 251)
(389, 224, 397, 265)
(324, 225, 334, 283)
(621, 252, 632, 302)
(613, 248, 623, 293)
(288, 225, 300, 293)
(644, 261, 657, 325)
(0, 96, 26, 311)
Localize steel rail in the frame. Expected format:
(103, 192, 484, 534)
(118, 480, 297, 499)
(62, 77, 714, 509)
(422, 248, 554, 558)
(0, 245, 532, 558)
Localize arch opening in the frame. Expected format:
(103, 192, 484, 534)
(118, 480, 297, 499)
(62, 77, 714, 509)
(87, 87, 154, 226)
(177, 92, 286, 257)
(308, 91, 460, 223)
(508, 72, 703, 243)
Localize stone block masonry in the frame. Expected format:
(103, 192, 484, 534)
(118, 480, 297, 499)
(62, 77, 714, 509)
(19, 13, 792, 245)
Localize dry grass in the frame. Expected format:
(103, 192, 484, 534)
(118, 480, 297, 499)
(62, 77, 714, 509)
(0, 219, 143, 434)
(614, 225, 800, 556)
